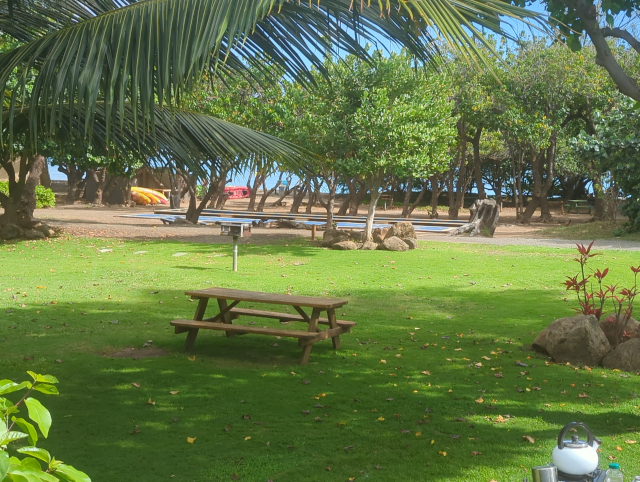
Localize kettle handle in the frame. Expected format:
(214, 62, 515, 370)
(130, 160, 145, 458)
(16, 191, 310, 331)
(557, 422, 594, 449)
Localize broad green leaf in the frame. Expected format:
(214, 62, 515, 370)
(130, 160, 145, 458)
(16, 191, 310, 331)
(0, 450, 9, 480)
(0, 398, 14, 411)
(0, 431, 28, 446)
(11, 419, 37, 447)
(31, 386, 58, 396)
(0, 382, 31, 397)
(52, 464, 91, 482)
(7, 472, 31, 482)
(18, 459, 40, 472)
(23, 400, 50, 439)
(16, 448, 50, 465)
(26, 374, 58, 386)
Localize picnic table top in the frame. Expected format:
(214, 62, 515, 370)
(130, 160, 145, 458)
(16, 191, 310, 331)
(185, 287, 348, 309)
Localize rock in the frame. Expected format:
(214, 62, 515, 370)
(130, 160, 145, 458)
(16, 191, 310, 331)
(402, 238, 418, 250)
(546, 314, 611, 366)
(381, 236, 409, 252)
(532, 328, 550, 355)
(0, 223, 21, 240)
(360, 241, 378, 250)
(332, 241, 358, 250)
(372, 227, 388, 243)
(384, 222, 416, 240)
(599, 315, 640, 346)
(24, 229, 45, 240)
(602, 338, 640, 372)
(33, 223, 57, 238)
(322, 229, 361, 247)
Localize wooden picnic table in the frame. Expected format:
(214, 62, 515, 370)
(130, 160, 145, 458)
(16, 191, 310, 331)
(170, 287, 355, 365)
(564, 200, 594, 214)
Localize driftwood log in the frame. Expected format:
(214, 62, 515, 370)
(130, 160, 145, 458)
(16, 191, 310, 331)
(450, 199, 499, 237)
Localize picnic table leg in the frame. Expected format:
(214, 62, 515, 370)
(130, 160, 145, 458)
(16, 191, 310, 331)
(326, 308, 341, 350)
(185, 297, 208, 351)
(217, 299, 236, 337)
(299, 307, 321, 365)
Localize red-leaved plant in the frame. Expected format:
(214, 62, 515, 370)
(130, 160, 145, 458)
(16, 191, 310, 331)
(563, 241, 640, 347)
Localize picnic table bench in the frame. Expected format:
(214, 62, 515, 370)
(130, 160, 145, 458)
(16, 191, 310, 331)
(170, 287, 355, 364)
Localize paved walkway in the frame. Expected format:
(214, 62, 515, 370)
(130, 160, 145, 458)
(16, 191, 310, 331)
(417, 233, 640, 251)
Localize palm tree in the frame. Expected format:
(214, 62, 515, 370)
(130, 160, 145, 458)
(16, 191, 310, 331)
(0, 0, 543, 228)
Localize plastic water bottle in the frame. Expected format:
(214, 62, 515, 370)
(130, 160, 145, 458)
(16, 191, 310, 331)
(605, 463, 623, 482)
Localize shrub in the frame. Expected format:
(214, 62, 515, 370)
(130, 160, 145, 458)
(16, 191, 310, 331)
(0, 371, 90, 481)
(0, 182, 56, 209)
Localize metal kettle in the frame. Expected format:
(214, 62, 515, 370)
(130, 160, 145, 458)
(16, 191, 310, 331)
(551, 422, 600, 476)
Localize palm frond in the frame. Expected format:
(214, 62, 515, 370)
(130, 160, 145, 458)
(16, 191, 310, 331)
(0, 0, 547, 147)
(4, 103, 312, 176)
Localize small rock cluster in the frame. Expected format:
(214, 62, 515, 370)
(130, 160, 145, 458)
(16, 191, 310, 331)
(323, 222, 418, 251)
(0, 221, 59, 240)
(532, 314, 640, 372)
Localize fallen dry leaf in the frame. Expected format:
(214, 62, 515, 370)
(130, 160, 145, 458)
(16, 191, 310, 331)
(187, 355, 195, 361)
(579, 393, 589, 398)
(625, 440, 637, 444)
(438, 451, 447, 456)
(421, 370, 431, 375)
(377, 417, 385, 422)
(471, 451, 482, 456)
(147, 398, 155, 405)
(244, 436, 251, 441)
(523, 435, 535, 443)
(169, 391, 179, 395)
(616, 446, 623, 451)
(187, 437, 196, 443)
(475, 397, 484, 404)
(131, 382, 140, 388)
(380, 359, 387, 364)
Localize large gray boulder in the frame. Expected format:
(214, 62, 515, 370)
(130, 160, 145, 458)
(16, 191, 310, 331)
(332, 241, 358, 250)
(381, 236, 409, 252)
(599, 316, 640, 347)
(602, 338, 640, 372)
(360, 241, 378, 250)
(372, 227, 388, 243)
(546, 314, 611, 366)
(384, 222, 416, 240)
(322, 229, 360, 247)
(24, 229, 45, 240)
(0, 223, 21, 240)
(402, 238, 418, 250)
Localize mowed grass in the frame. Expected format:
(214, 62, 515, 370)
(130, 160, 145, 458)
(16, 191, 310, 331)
(1, 236, 640, 482)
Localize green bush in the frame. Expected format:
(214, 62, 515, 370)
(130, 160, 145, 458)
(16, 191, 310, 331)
(1, 371, 91, 481)
(0, 182, 56, 209)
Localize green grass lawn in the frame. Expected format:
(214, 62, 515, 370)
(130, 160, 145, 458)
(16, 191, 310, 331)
(1, 236, 640, 482)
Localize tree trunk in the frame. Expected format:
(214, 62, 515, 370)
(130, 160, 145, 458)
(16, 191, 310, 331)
(401, 177, 413, 217)
(21, 155, 45, 218)
(0, 155, 34, 228)
(257, 175, 281, 212)
(87, 168, 108, 205)
(289, 182, 308, 213)
(40, 160, 51, 189)
(451, 199, 500, 237)
(364, 179, 383, 242)
(428, 176, 444, 219)
(448, 120, 473, 219)
(62, 164, 86, 204)
(521, 134, 557, 224)
(471, 126, 486, 200)
(246, 173, 266, 212)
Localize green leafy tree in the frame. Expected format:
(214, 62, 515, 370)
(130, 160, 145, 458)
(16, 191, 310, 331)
(283, 51, 456, 239)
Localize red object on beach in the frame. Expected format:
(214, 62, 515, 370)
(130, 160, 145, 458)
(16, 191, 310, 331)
(225, 186, 250, 199)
